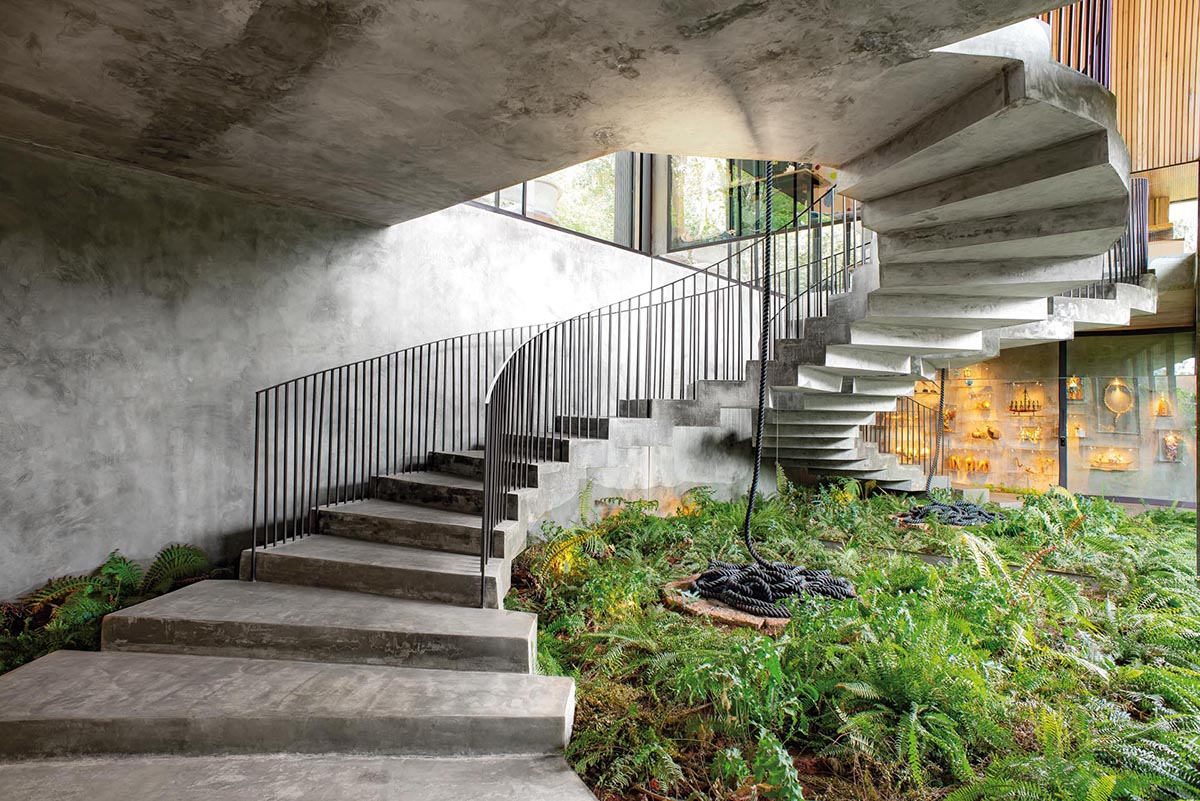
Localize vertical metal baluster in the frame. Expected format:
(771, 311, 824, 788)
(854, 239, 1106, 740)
(250, 392, 261, 579)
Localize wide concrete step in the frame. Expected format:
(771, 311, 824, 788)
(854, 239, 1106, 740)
(788, 393, 898, 413)
(0, 650, 574, 758)
(319, 498, 524, 559)
(428, 450, 542, 488)
(763, 408, 879, 426)
(876, 255, 1106, 297)
(821, 344, 915, 376)
(241, 535, 510, 609)
(759, 435, 859, 451)
(840, 27, 1114, 203)
(760, 422, 860, 439)
(863, 131, 1124, 233)
(877, 198, 1127, 265)
(372, 471, 518, 519)
(865, 294, 1050, 330)
(102, 580, 537, 674)
(848, 323, 985, 355)
(0, 754, 598, 801)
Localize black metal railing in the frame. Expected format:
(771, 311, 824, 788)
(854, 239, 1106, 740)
(248, 324, 549, 575)
(860, 395, 942, 479)
(1040, 0, 1113, 90)
(480, 187, 868, 587)
(1060, 176, 1150, 299)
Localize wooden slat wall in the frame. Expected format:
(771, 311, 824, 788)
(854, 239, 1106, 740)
(1111, 0, 1200, 172)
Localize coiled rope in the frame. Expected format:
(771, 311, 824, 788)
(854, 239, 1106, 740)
(896, 499, 1003, 527)
(693, 164, 855, 617)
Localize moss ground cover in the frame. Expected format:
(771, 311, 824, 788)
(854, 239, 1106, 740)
(510, 478, 1200, 801)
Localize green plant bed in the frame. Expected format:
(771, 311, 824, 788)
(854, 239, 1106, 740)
(511, 479, 1200, 801)
(0, 544, 227, 677)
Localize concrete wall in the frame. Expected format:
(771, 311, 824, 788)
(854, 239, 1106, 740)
(0, 141, 688, 598)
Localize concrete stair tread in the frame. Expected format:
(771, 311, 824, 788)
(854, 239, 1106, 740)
(0, 650, 573, 757)
(383, 471, 485, 491)
(103, 580, 536, 673)
(0, 754, 598, 801)
(319, 499, 523, 560)
(244, 535, 510, 608)
(254, 535, 502, 578)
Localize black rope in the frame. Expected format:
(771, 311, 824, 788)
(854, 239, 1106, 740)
(896, 499, 1003, 527)
(693, 164, 856, 617)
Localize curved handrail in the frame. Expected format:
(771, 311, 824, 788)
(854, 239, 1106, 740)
(479, 186, 871, 586)
(248, 320, 552, 572)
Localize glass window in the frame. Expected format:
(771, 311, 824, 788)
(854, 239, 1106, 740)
(1065, 331, 1196, 503)
(472, 153, 637, 248)
(667, 158, 815, 250)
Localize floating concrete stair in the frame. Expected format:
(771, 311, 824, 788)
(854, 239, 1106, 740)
(0, 754, 598, 801)
(865, 294, 1050, 329)
(877, 199, 1128, 264)
(0, 650, 574, 758)
(769, 22, 1148, 492)
(241, 535, 510, 608)
(319, 498, 524, 559)
(785, 393, 898, 413)
(876, 256, 1107, 298)
(848, 322, 986, 355)
(429, 449, 540, 486)
(102, 580, 537, 673)
(372, 471, 518, 519)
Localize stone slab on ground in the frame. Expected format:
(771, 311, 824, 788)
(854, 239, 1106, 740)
(0, 754, 597, 801)
(662, 576, 790, 634)
(102, 580, 537, 673)
(0, 650, 574, 758)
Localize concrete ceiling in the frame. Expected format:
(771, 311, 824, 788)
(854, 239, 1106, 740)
(0, 1, 1059, 225)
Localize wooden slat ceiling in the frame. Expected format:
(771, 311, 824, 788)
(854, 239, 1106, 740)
(1112, 0, 1200, 172)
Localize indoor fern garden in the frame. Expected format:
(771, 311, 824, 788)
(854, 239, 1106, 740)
(510, 477, 1200, 801)
(0, 543, 219, 675)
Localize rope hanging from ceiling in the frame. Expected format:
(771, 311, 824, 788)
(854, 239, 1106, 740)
(692, 162, 856, 617)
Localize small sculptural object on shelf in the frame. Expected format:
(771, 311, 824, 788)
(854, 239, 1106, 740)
(1019, 426, 1043, 444)
(1066, 375, 1085, 402)
(969, 425, 1001, 441)
(1161, 432, 1182, 463)
(1154, 394, 1173, 417)
(1090, 449, 1132, 471)
(1008, 387, 1042, 414)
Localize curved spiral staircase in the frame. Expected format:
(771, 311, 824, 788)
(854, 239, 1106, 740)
(0, 19, 1155, 801)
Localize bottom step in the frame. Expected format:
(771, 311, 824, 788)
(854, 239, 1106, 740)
(0, 650, 574, 758)
(0, 754, 597, 801)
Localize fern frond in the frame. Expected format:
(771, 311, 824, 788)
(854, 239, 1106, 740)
(141, 544, 209, 594)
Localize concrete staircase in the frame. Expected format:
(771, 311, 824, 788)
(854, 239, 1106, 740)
(739, 20, 1153, 490)
(0, 449, 594, 800)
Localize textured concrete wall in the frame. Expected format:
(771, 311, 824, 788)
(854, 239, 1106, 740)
(0, 142, 682, 598)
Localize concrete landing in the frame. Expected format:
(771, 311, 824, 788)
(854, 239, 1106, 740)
(0, 754, 597, 801)
(102, 580, 536, 673)
(242, 535, 510, 608)
(0, 650, 574, 758)
(319, 498, 524, 559)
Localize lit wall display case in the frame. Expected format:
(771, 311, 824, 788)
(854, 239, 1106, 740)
(1065, 331, 1196, 503)
(1085, 445, 1140, 472)
(942, 365, 1060, 492)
